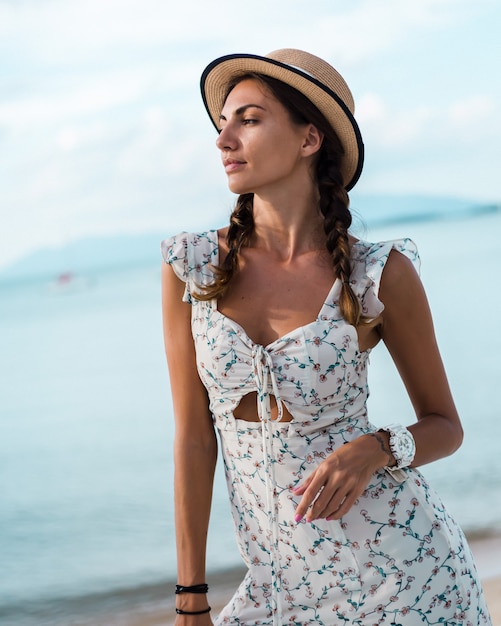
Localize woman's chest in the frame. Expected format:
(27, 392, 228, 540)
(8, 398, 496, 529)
(216, 250, 337, 348)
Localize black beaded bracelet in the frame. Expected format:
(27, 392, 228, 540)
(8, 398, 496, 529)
(175, 606, 211, 615)
(175, 583, 209, 594)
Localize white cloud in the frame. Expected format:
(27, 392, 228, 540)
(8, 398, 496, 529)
(449, 95, 497, 128)
(355, 89, 500, 153)
(357, 92, 436, 149)
(0, 69, 161, 129)
(287, 0, 495, 67)
(1, 0, 491, 69)
(356, 93, 387, 124)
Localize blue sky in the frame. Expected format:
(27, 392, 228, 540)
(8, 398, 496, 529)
(1, 0, 500, 269)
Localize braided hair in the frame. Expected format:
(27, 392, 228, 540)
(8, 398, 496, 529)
(196, 73, 362, 326)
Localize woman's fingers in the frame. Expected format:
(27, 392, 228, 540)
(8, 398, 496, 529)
(310, 489, 347, 521)
(325, 490, 361, 520)
(292, 471, 323, 520)
(293, 468, 366, 522)
(293, 467, 338, 521)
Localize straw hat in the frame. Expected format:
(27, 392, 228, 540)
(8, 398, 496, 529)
(200, 48, 364, 191)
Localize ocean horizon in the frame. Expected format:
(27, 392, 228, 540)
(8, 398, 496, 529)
(1, 197, 500, 624)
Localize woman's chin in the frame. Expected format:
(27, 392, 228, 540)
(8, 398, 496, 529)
(227, 181, 254, 195)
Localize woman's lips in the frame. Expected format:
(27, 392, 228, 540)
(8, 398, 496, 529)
(223, 158, 246, 173)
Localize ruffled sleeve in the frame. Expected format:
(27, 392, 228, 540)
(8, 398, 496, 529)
(160, 231, 219, 304)
(350, 238, 420, 321)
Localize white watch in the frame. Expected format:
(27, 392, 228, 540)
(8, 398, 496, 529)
(381, 424, 415, 469)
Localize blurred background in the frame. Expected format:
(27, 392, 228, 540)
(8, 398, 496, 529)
(1, 1, 500, 624)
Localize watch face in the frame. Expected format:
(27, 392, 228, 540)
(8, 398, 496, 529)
(390, 428, 416, 467)
(400, 432, 415, 459)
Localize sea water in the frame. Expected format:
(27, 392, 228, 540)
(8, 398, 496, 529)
(1, 209, 500, 622)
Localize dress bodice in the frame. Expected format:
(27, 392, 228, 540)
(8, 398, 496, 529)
(161, 229, 419, 437)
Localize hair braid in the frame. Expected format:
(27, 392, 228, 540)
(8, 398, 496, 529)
(194, 193, 254, 300)
(316, 142, 362, 326)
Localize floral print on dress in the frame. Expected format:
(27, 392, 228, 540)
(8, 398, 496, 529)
(162, 230, 491, 626)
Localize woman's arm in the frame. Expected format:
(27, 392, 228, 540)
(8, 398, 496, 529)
(377, 248, 463, 464)
(293, 249, 463, 522)
(162, 262, 217, 621)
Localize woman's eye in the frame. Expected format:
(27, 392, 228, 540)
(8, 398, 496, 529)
(242, 118, 257, 125)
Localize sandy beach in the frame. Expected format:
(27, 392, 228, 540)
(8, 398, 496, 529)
(67, 531, 500, 626)
(466, 532, 501, 625)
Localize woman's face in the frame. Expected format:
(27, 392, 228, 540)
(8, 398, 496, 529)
(216, 78, 314, 196)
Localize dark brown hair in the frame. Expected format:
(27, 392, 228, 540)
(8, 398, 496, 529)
(196, 73, 362, 326)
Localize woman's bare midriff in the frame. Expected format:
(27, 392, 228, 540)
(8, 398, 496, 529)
(233, 391, 294, 422)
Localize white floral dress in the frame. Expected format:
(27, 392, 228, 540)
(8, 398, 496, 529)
(162, 230, 491, 626)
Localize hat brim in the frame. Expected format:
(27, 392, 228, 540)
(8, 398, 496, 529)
(200, 53, 364, 191)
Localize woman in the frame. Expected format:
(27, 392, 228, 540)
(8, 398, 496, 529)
(161, 49, 491, 625)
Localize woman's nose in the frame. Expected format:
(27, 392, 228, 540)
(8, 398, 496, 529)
(216, 124, 237, 151)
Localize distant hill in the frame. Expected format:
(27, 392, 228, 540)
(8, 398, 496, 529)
(349, 193, 499, 227)
(1, 194, 498, 283)
(0, 232, 165, 284)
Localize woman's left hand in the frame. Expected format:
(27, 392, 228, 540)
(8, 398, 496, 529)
(292, 434, 388, 522)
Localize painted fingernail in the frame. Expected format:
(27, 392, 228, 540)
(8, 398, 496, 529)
(294, 514, 303, 523)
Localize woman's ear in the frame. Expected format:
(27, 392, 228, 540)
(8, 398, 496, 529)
(302, 124, 324, 157)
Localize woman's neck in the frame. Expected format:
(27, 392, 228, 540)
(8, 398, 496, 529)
(251, 192, 325, 260)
